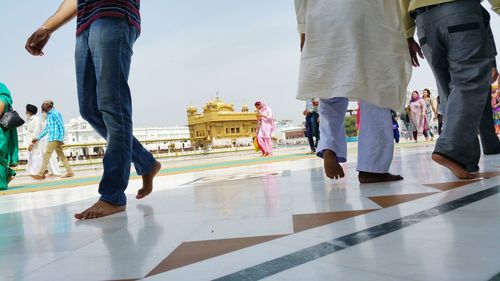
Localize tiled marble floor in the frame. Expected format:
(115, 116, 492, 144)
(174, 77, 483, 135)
(0, 144, 499, 281)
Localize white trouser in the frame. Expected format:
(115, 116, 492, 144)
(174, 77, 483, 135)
(317, 97, 394, 173)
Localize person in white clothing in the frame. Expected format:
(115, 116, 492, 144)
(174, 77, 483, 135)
(294, 0, 412, 183)
(25, 104, 44, 176)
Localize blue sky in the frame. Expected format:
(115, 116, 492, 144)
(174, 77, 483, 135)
(0, 1, 499, 127)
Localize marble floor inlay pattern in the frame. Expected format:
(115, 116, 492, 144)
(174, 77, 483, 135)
(0, 145, 499, 281)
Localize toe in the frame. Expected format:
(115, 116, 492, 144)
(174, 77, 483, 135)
(85, 211, 93, 220)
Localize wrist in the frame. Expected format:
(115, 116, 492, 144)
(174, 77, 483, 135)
(40, 26, 53, 36)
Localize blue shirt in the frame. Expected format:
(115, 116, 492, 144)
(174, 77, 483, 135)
(37, 108, 65, 142)
(305, 99, 318, 113)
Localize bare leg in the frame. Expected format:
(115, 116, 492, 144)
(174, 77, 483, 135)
(74, 200, 126, 220)
(323, 149, 345, 179)
(358, 172, 403, 183)
(432, 153, 474, 179)
(136, 161, 162, 199)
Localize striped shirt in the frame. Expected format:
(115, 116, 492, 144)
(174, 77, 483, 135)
(37, 109, 65, 143)
(76, 0, 141, 36)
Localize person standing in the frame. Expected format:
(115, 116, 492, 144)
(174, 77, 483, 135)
(480, 85, 500, 154)
(295, 0, 411, 183)
(409, 91, 427, 143)
(255, 101, 275, 157)
(0, 83, 19, 190)
(304, 98, 320, 153)
(401, 0, 499, 179)
(26, 0, 161, 220)
(31, 100, 73, 180)
(422, 88, 436, 141)
(391, 110, 401, 144)
(493, 89, 500, 134)
(436, 96, 444, 135)
(25, 104, 44, 176)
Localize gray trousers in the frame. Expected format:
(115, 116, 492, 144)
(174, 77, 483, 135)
(415, 0, 493, 172)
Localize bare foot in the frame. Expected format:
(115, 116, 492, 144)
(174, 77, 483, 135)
(432, 153, 474, 179)
(74, 200, 126, 220)
(358, 172, 403, 183)
(60, 172, 74, 178)
(30, 174, 46, 180)
(136, 161, 162, 199)
(323, 150, 345, 179)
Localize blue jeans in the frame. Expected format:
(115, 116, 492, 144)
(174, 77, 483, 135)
(75, 18, 157, 206)
(305, 113, 320, 151)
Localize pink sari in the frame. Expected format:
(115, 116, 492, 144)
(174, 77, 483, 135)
(256, 101, 276, 155)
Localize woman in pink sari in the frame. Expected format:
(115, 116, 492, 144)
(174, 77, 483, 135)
(255, 101, 276, 156)
(409, 91, 427, 143)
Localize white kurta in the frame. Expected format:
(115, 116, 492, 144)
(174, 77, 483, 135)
(25, 115, 43, 175)
(295, 0, 412, 111)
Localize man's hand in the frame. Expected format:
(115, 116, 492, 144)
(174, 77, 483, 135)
(25, 28, 51, 56)
(24, 0, 78, 56)
(300, 33, 305, 52)
(408, 38, 424, 67)
(303, 109, 310, 116)
(28, 144, 34, 152)
(492, 67, 499, 84)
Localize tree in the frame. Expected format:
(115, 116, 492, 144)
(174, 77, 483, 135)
(344, 116, 358, 137)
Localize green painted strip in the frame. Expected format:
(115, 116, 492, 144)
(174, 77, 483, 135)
(8, 153, 312, 191)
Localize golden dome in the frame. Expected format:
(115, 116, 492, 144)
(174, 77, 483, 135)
(204, 97, 234, 112)
(186, 105, 198, 115)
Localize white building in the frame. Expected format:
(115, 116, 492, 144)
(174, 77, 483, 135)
(18, 116, 192, 160)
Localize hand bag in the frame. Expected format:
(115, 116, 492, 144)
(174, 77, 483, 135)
(0, 105, 25, 130)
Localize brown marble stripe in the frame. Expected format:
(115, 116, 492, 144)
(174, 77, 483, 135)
(476, 171, 500, 179)
(424, 180, 481, 191)
(146, 235, 286, 277)
(369, 192, 438, 208)
(292, 210, 376, 233)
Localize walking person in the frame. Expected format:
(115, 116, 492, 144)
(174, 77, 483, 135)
(255, 100, 275, 157)
(295, 0, 411, 183)
(31, 100, 74, 180)
(25, 104, 44, 176)
(436, 96, 444, 135)
(409, 91, 427, 142)
(400, 106, 412, 140)
(422, 88, 437, 141)
(401, 0, 499, 178)
(304, 98, 320, 153)
(40, 106, 62, 176)
(391, 110, 401, 144)
(493, 89, 500, 134)
(0, 83, 19, 190)
(480, 85, 500, 154)
(26, 0, 161, 219)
